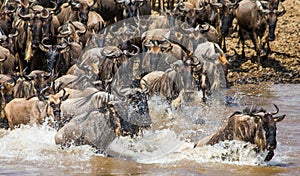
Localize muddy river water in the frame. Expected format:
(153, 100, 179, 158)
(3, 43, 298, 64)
(0, 83, 299, 175)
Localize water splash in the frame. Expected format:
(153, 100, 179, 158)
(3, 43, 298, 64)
(0, 122, 97, 172)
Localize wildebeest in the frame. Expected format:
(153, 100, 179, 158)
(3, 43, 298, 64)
(212, 0, 238, 52)
(60, 89, 118, 117)
(78, 44, 139, 90)
(0, 45, 17, 75)
(3, 88, 69, 129)
(235, 0, 286, 64)
(55, 88, 152, 153)
(115, 0, 149, 20)
(140, 59, 204, 106)
(39, 35, 83, 76)
(0, 74, 15, 118)
(195, 104, 286, 161)
(12, 70, 54, 98)
(193, 41, 232, 89)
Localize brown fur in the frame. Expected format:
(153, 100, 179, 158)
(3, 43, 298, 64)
(196, 106, 285, 161)
(4, 91, 69, 129)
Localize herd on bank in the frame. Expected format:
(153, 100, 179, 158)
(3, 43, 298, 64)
(0, 0, 287, 161)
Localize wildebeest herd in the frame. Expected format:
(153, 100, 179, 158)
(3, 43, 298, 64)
(0, 0, 287, 161)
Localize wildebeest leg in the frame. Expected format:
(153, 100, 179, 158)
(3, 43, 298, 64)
(262, 40, 271, 56)
(222, 36, 227, 52)
(201, 71, 207, 102)
(239, 30, 246, 59)
(160, 0, 164, 12)
(250, 32, 260, 65)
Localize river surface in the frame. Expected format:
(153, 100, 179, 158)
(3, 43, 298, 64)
(0, 83, 299, 175)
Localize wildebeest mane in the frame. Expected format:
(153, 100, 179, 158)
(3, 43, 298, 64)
(242, 106, 266, 116)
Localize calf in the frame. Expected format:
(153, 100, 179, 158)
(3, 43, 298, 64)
(4, 89, 69, 129)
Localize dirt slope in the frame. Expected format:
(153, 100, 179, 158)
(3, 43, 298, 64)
(226, 0, 300, 85)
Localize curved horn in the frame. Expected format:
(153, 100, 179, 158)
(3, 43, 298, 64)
(228, 0, 239, 7)
(71, 0, 81, 9)
(190, 55, 200, 66)
(211, 2, 223, 8)
(165, 55, 172, 65)
(253, 112, 265, 117)
(195, 5, 205, 11)
(198, 23, 210, 34)
(105, 76, 114, 84)
(47, 0, 58, 12)
(4, 5, 17, 14)
(41, 8, 50, 19)
(87, 0, 95, 7)
(18, 6, 33, 20)
(275, 3, 286, 17)
(8, 29, 19, 38)
(125, 44, 140, 56)
(0, 53, 7, 62)
(44, 71, 52, 78)
(57, 24, 73, 36)
(102, 48, 117, 57)
(70, 21, 87, 34)
(180, 23, 195, 34)
(270, 104, 279, 115)
(177, 2, 189, 12)
(31, 5, 44, 12)
(39, 37, 51, 52)
(92, 80, 103, 85)
(116, 0, 125, 4)
(143, 40, 153, 48)
(57, 40, 69, 52)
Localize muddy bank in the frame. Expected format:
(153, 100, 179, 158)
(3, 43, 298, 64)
(226, 0, 300, 85)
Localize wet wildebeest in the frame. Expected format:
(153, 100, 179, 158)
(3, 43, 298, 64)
(3, 88, 69, 130)
(195, 104, 285, 161)
(55, 88, 152, 153)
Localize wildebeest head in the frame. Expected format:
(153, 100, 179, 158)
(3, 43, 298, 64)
(112, 88, 151, 137)
(18, 5, 51, 48)
(266, 3, 286, 41)
(213, 0, 239, 36)
(110, 21, 139, 48)
(259, 1, 286, 41)
(205, 104, 285, 161)
(116, 0, 145, 19)
(247, 104, 285, 161)
(70, 0, 95, 25)
(0, 74, 15, 118)
(175, 1, 205, 28)
(42, 88, 70, 125)
(39, 37, 69, 72)
(25, 70, 53, 93)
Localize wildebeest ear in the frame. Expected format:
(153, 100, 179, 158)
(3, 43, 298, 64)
(273, 115, 285, 122)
